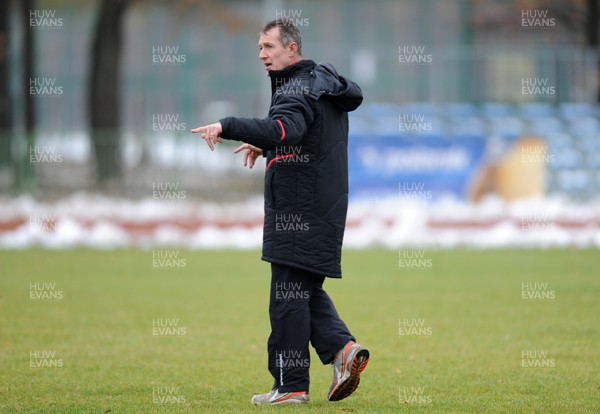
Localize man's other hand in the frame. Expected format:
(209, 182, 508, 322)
(234, 143, 263, 169)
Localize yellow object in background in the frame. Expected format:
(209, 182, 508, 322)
(494, 136, 547, 201)
(469, 136, 548, 202)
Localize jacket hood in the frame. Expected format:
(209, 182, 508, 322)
(269, 60, 363, 113)
(309, 62, 363, 112)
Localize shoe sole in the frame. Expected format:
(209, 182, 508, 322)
(328, 348, 369, 402)
(272, 399, 308, 405)
(251, 392, 310, 405)
(252, 399, 308, 405)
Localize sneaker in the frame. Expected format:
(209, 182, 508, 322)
(251, 388, 310, 405)
(327, 341, 369, 402)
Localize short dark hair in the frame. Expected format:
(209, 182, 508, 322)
(260, 19, 303, 56)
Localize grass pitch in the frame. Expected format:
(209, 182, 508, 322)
(0, 249, 599, 413)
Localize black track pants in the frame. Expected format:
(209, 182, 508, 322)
(267, 262, 354, 393)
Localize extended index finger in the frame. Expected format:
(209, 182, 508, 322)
(191, 125, 208, 133)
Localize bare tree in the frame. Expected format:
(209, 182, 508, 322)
(12, 0, 36, 193)
(587, 0, 600, 102)
(0, 0, 10, 168)
(89, 0, 130, 184)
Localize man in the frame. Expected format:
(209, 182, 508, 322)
(192, 19, 369, 405)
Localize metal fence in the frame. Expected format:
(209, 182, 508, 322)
(2, 0, 598, 198)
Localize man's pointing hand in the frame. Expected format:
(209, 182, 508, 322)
(191, 122, 223, 151)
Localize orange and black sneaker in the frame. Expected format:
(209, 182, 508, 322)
(327, 341, 370, 402)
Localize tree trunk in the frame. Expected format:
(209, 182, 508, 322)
(13, 0, 36, 193)
(587, 0, 600, 102)
(0, 0, 11, 167)
(89, 0, 128, 183)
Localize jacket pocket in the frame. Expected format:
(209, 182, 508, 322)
(265, 170, 276, 208)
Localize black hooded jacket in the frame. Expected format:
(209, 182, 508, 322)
(220, 59, 363, 277)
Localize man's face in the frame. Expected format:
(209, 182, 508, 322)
(258, 27, 295, 75)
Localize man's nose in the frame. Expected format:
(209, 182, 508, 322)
(259, 49, 267, 60)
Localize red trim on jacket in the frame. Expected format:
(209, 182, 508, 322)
(276, 119, 286, 141)
(266, 153, 296, 171)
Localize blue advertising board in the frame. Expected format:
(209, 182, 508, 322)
(348, 134, 487, 200)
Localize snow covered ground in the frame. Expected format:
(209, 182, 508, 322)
(1, 193, 599, 249)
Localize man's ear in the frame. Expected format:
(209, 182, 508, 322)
(288, 42, 298, 56)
